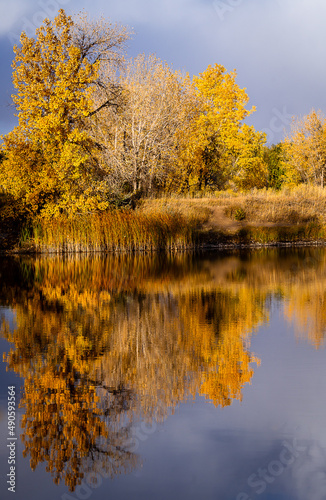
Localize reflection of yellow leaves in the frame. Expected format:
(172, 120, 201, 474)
(2, 255, 265, 419)
(42, 284, 111, 311)
(200, 344, 260, 407)
(284, 282, 326, 347)
(12, 252, 326, 489)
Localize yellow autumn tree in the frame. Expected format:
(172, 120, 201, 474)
(283, 110, 326, 187)
(0, 9, 132, 218)
(232, 124, 268, 191)
(174, 64, 261, 192)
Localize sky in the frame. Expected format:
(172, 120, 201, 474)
(0, 0, 326, 143)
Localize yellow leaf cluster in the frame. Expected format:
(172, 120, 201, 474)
(0, 9, 130, 217)
(282, 110, 326, 187)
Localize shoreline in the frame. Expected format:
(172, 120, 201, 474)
(1, 232, 326, 256)
(2, 189, 326, 255)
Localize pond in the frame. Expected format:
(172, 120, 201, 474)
(0, 248, 326, 500)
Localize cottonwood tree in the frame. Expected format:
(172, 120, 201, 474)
(90, 54, 191, 196)
(231, 124, 268, 191)
(174, 64, 262, 192)
(283, 110, 326, 187)
(0, 9, 132, 217)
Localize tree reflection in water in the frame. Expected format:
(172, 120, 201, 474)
(1, 249, 325, 491)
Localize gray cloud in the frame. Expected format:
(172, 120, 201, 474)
(1, 0, 326, 143)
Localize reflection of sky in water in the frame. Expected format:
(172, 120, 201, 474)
(1, 254, 326, 499)
(120, 309, 326, 500)
(0, 306, 325, 500)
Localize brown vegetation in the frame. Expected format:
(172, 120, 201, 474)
(2, 185, 326, 253)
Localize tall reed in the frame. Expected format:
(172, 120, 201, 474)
(30, 209, 199, 254)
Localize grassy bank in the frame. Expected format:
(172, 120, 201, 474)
(138, 185, 326, 247)
(3, 185, 326, 253)
(22, 209, 200, 253)
(140, 184, 326, 225)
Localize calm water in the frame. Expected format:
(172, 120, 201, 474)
(1, 248, 326, 500)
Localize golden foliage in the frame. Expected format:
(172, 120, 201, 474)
(173, 64, 265, 192)
(0, 9, 131, 217)
(0, 8, 273, 214)
(232, 125, 268, 191)
(283, 110, 326, 187)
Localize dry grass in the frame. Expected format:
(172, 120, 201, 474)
(139, 197, 212, 222)
(28, 208, 200, 253)
(139, 185, 326, 246)
(14, 185, 326, 253)
(231, 185, 326, 225)
(142, 185, 326, 226)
